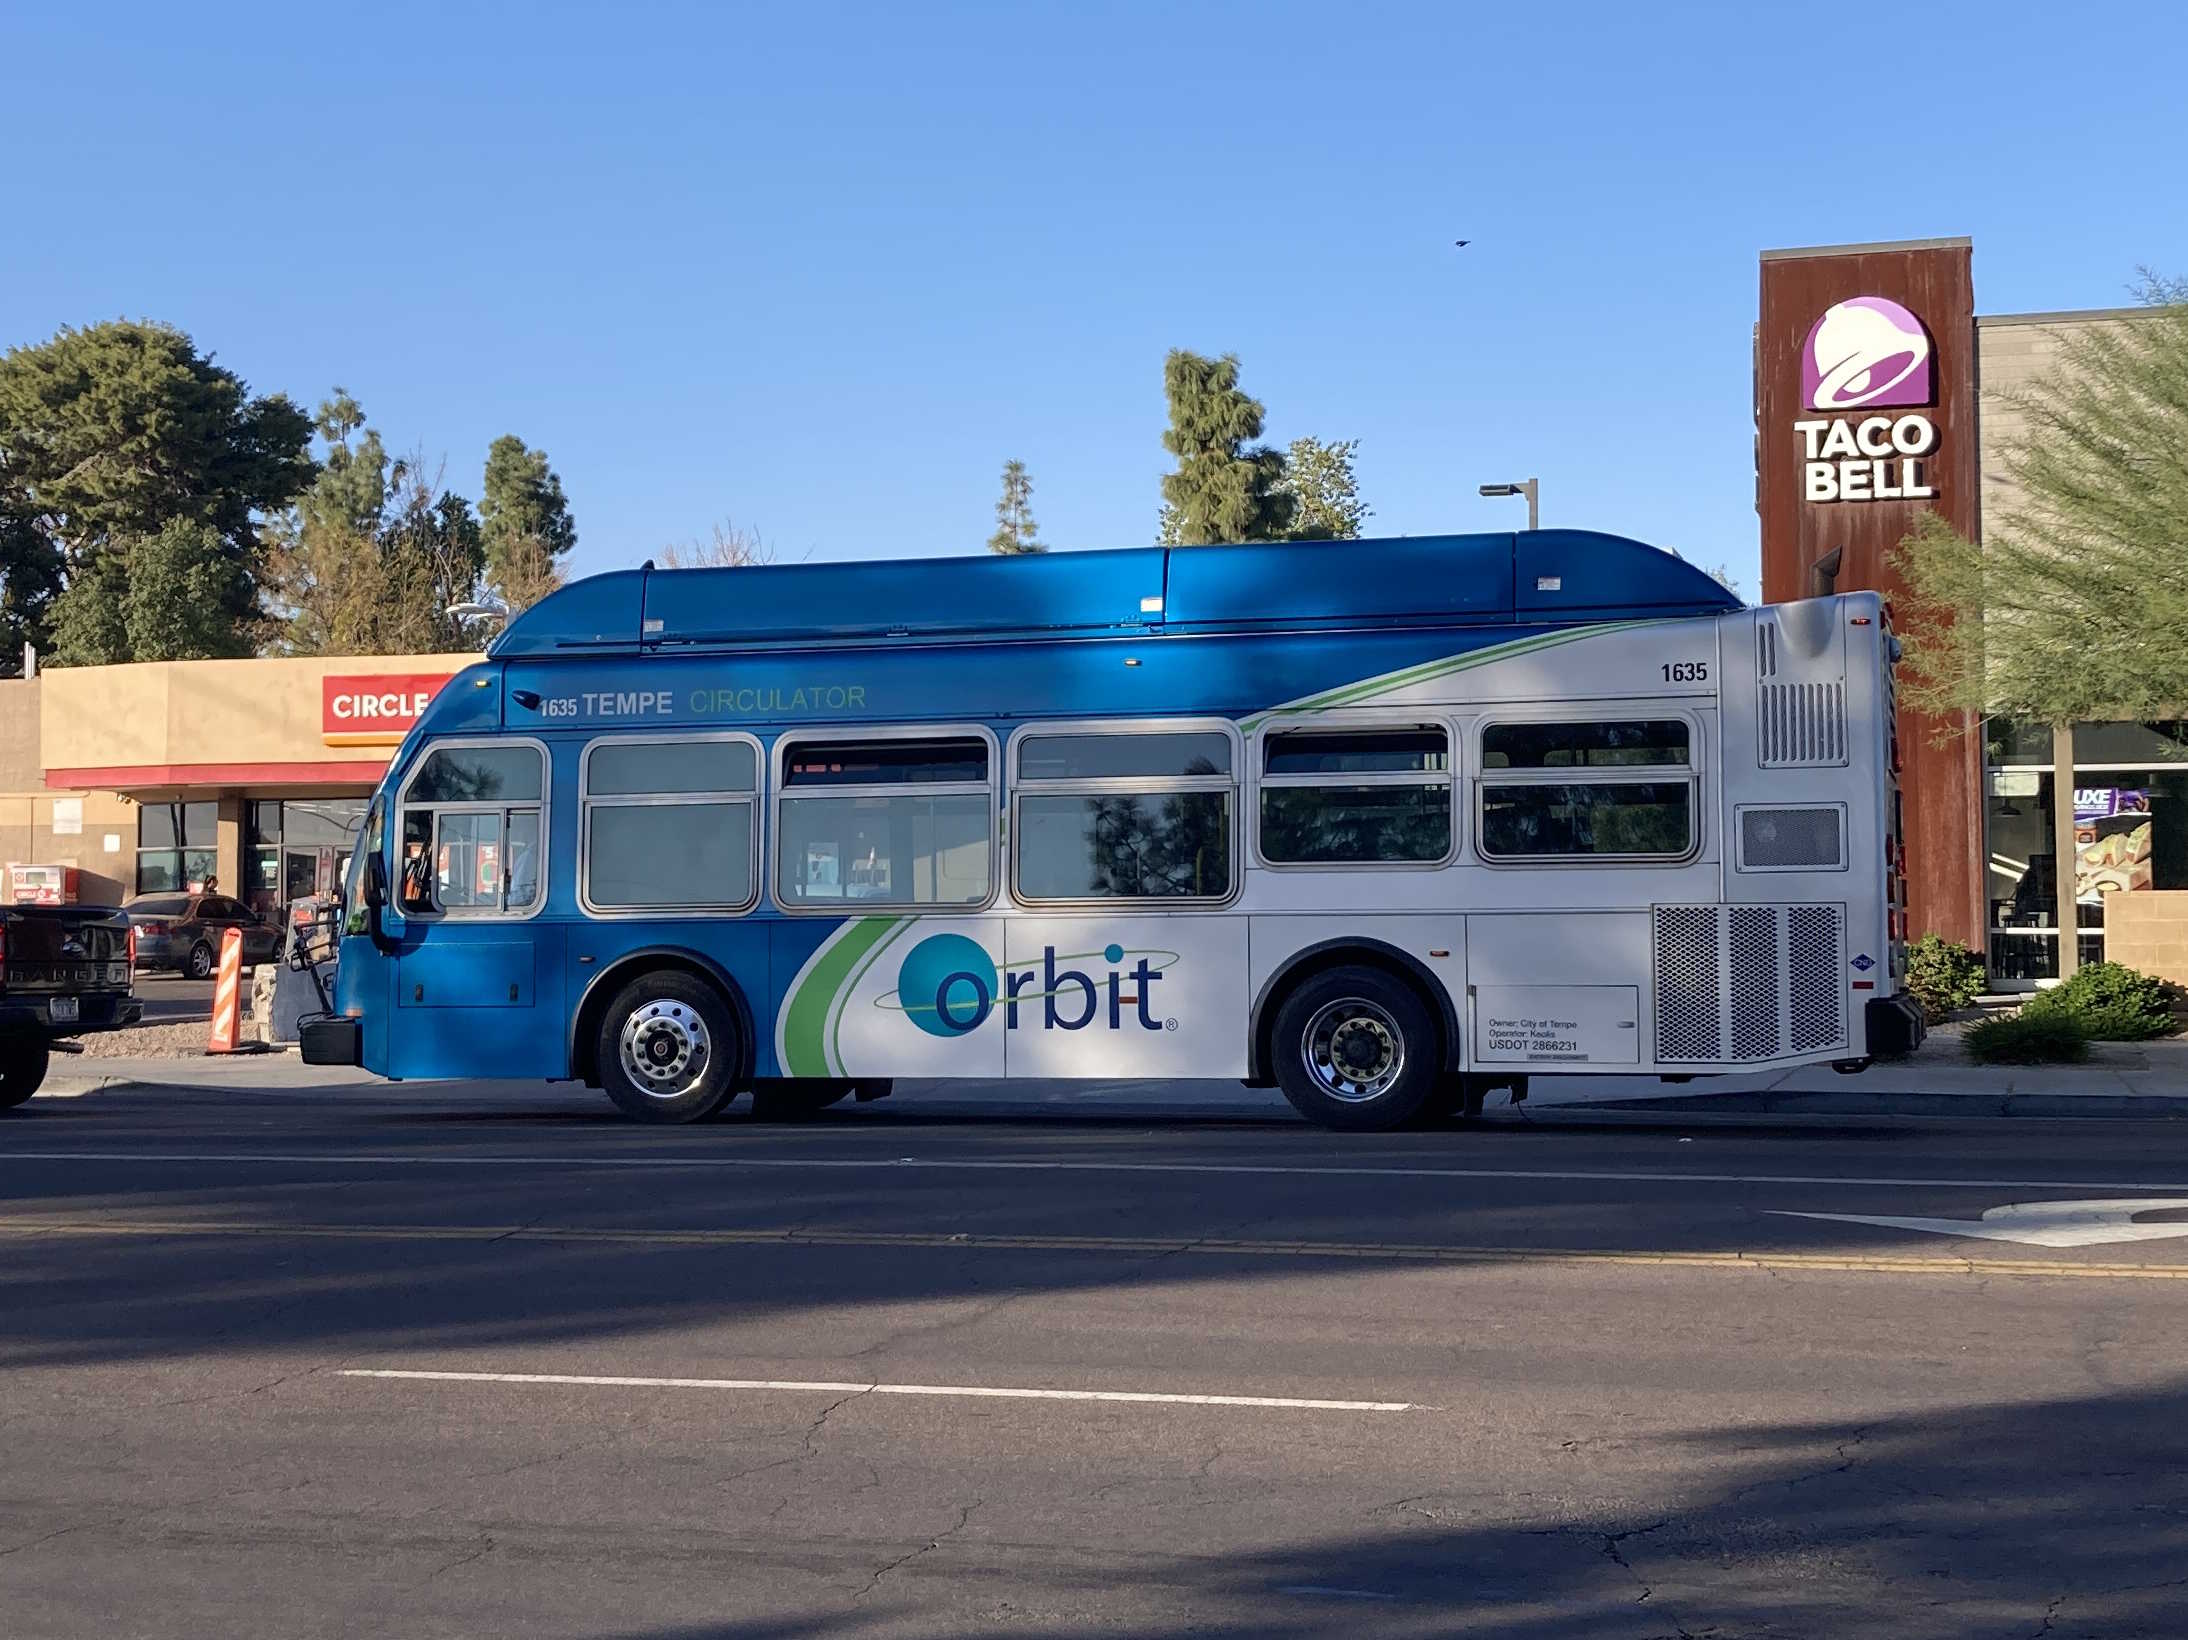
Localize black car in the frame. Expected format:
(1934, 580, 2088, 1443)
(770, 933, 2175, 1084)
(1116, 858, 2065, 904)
(124, 893, 281, 979)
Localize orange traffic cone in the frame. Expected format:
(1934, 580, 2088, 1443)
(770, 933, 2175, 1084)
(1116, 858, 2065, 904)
(206, 926, 245, 1054)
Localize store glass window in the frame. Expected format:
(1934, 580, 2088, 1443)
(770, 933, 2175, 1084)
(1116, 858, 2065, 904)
(243, 798, 370, 917)
(136, 801, 217, 895)
(1985, 758, 2188, 983)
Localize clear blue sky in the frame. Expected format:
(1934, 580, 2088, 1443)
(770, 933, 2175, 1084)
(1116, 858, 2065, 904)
(7, 1, 2182, 594)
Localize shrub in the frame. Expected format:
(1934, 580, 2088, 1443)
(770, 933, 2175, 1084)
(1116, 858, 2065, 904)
(1904, 933, 1985, 1023)
(1963, 1011, 2089, 1065)
(2021, 960, 2181, 1041)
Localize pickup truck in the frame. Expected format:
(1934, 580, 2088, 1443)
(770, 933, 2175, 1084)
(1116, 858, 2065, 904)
(1, 903, 142, 1107)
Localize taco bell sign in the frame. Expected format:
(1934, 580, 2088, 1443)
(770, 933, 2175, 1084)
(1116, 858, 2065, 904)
(1793, 296, 1939, 502)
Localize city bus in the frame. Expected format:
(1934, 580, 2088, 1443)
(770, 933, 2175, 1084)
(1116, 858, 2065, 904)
(303, 529, 1923, 1129)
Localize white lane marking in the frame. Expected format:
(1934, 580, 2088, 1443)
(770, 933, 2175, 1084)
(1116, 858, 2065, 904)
(9, 1149, 2188, 1195)
(338, 1368, 1411, 1413)
(1775, 1198, 2188, 1248)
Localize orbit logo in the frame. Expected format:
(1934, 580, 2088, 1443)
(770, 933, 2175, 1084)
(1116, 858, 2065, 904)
(879, 933, 1180, 1038)
(1801, 296, 1932, 411)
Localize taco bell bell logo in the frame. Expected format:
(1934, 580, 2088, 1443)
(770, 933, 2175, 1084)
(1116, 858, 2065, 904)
(1802, 297, 1932, 410)
(1793, 296, 1939, 503)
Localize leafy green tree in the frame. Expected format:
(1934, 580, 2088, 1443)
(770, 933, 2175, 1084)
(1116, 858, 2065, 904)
(1157, 350, 1294, 544)
(123, 518, 255, 659)
(0, 504, 63, 670)
(1891, 274, 2188, 977)
(0, 320, 312, 665)
(265, 393, 484, 655)
(987, 459, 1046, 555)
(480, 435, 576, 610)
(1277, 436, 1370, 540)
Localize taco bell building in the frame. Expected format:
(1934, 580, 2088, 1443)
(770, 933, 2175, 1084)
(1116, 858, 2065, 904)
(1757, 236, 2182, 987)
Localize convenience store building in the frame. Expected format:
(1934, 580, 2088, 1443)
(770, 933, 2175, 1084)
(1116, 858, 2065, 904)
(0, 653, 473, 916)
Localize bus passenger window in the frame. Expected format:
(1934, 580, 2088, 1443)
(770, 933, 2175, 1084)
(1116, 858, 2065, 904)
(396, 739, 548, 916)
(581, 736, 758, 913)
(1013, 725, 1235, 903)
(776, 734, 993, 910)
(1259, 726, 1452, 865)
(1478, 720, 1696, 860)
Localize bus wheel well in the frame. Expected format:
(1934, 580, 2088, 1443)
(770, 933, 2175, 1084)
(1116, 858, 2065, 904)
(1248, 943, 1458, 1086)
(571, 953, 754, 1088)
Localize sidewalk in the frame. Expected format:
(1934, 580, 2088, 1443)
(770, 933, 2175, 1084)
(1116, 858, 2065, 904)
(31, 1024, 2188, 1119)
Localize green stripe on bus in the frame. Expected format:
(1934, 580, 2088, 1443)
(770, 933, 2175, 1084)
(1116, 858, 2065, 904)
(780, 917, 907, 1078)
(1238, 623, 1636, 732)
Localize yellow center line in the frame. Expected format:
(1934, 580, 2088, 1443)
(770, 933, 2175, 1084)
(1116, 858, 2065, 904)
(4, 1217, 2187, 1280)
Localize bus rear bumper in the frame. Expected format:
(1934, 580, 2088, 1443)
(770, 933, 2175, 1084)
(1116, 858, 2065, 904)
(1863, 994, 1925, 1060)
(300, 1017, 362, 1067)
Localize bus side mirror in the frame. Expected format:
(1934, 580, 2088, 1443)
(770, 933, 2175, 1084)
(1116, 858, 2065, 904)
(363, 851, 389, 910)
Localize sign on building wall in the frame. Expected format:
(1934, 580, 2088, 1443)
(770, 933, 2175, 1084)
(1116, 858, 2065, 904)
(1755, 238, 1984, 948)
(322, 674, 456, 746)
(1795, 296, 1940, 502)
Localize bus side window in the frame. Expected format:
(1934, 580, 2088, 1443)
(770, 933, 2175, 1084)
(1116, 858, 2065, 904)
(1259, 724, 1453, 866)
(400, 809, 435, 912)
(1012, 723, 1238, 903)
(396, 740, 549, 917)
(774, 731, 994, 910)
(1477, 718, 1697, 860)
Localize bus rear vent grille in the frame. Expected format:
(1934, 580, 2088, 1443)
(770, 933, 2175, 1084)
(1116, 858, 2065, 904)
(1653, 904, 1847, 1064)
(1759, 681, 1847, 766)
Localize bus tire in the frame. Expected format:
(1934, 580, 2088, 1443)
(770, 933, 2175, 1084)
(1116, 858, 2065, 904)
(1270, 965, 1439, 1132)
(747, 1078, 854, 1120)
(596, 972, 742, 1124)
(1, 1037, 51, 1109)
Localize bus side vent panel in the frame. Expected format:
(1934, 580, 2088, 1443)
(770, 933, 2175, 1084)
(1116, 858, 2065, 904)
(1758, 680, 1847, 767)
(1787, 905, 1846, 1053)
(1653, 906, 1723, 1062)
(1728, 907, 1782, 1060)
(1654, 904, 1848, 1064)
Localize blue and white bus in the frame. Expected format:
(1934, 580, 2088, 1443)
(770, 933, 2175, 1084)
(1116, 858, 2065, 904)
(304, 529, 1922, 1129)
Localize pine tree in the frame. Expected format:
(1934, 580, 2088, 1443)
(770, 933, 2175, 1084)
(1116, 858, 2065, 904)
(264, 393, 484, 655)
(480, 435, 576, 610)
(1157, 351, 1294, 545)
(0, 320, 313, 666)
(986, 459, 1045, 554)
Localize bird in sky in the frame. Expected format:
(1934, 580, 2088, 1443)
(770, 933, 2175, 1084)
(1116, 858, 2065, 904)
(1454, 239, 1471, 247)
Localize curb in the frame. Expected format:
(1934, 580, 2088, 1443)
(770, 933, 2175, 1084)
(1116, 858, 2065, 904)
(1565, 1090, 2188, 1120)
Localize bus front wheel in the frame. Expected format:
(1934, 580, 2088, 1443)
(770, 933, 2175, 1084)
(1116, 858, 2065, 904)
(597, 972, 742, 1124)
(1270, 966, 1439, 1132)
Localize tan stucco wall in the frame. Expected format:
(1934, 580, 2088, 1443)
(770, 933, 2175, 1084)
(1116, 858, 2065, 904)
(1976, 308, 2152, 542)
(39, 653, 479, 772)
(0, 678, 136, 906)
(2103, 892, 2188, 987)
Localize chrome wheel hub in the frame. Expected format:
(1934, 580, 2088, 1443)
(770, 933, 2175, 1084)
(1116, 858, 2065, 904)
(1302, 998, 1405, 1103)
(619, 999, 710, 1098)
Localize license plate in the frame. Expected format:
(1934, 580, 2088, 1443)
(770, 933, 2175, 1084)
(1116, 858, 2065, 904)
(48, 997, 79, 1023)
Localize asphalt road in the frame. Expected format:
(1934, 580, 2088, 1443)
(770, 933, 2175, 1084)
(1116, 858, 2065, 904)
(6, 1080, 2188, 1638)
(127, 973, 215, 1025)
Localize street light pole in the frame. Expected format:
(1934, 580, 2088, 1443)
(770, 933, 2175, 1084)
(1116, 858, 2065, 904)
(1478, 479, 1540, 531)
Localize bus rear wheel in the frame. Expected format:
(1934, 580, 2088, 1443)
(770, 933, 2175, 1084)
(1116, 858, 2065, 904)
(597, 973, 742, 1124)
(1271, 966, 1439, 1132)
